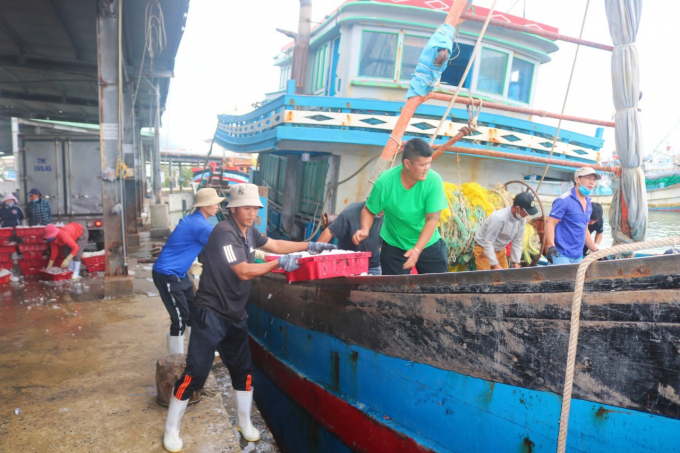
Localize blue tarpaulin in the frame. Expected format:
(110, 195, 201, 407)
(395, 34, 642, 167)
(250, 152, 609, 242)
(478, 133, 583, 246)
(406, 23, 456, 99)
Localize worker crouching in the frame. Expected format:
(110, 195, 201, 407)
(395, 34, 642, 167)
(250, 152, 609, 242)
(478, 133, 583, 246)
(162, 183, 337, 452)
(43, 223, 88, 280)
(473, 192, 538, 270)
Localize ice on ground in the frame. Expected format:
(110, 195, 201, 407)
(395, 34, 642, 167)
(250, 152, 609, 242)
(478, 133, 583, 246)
(43, 267, 70, 275)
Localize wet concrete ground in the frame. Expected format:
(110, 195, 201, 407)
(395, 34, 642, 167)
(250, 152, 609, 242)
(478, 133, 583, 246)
(0, 233, 278, 452)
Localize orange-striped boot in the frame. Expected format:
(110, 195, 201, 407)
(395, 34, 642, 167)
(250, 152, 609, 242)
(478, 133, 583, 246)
(163, 390, 188, 452)
(234, 387, 260, 442)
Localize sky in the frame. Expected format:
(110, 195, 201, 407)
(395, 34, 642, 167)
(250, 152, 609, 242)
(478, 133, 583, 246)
(159, 0, 680, 160)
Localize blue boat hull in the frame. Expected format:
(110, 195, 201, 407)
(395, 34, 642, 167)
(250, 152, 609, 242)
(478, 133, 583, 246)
(248, 303, 680, 453)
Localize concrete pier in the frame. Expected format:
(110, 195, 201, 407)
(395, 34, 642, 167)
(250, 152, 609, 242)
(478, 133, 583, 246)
(0, 233, 275, 451)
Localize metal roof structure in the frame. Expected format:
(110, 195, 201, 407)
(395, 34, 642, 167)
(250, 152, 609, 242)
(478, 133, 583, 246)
(0, 0, 189, 127)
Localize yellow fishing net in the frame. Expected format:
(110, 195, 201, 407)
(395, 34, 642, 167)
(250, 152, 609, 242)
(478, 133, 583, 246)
(439, 182, 541, 270)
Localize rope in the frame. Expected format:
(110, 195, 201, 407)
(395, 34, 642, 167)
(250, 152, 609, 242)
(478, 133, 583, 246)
(536, 0, 590, 193)
(428, 0, 498, 146)
(556, 235, 680, 453)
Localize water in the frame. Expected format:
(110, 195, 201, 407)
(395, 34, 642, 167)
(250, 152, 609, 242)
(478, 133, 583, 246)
(599, 210, 680, 254)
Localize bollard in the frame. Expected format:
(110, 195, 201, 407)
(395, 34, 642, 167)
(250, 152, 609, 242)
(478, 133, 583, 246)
(155, 353, 201, 406)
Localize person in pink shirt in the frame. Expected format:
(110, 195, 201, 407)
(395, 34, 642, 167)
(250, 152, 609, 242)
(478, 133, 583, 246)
(43, 223, 89, 279)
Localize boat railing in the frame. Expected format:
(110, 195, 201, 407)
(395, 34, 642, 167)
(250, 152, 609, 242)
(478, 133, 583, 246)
(216, 89, 603, 164)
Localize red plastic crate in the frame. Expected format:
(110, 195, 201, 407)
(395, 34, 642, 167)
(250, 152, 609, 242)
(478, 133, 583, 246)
(21, 251, 46, 260)
(38, 269, 73, 281)
(18, 259, 49, 269)
(0, 254, 12, 263)
(21, 268, 41, 277)
(0, 273, 10, 285)
(18, 243, 48, 252)
(82, 254, 105, 267)
(267, 252, 371, 282)
(15, 227, 44, 237)
(86, 263, 106, 272)
(0, 227, 13, 238)
(0, 262, 13, 270)
(20, 235, 44, 244)
(0, 245, 15, 254)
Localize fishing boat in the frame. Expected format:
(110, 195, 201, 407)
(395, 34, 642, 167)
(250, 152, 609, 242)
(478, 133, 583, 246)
(214, 1, 679, 451)
(191, 158, 252, 186)
(643, 152, 680, 211)
(248, 251, 680, 452)
(214, 0, 614, 241)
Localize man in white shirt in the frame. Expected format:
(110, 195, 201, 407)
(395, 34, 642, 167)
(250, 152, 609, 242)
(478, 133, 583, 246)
(473, 192, 538, 270)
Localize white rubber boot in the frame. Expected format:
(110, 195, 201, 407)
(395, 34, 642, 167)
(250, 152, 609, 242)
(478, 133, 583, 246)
(71, 261, 81, 280)
(234, 387, 260, 442)
(163, 391, 189, 452)
(67, 259, 75, 271)
(167, 333, 184, 355)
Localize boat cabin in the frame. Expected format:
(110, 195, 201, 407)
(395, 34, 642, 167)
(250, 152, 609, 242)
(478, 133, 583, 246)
(214, 0, 605, 240)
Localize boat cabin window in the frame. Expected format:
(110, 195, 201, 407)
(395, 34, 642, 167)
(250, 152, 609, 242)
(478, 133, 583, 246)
(477, 47, 508, 96)
(359, 31, 398, 79)
(508, 57, 534, 104)
(279, 66, 291, 90)
(400, 35, 429, 80)
(312, 43, 330, 93)
(440, 42, 474, 89)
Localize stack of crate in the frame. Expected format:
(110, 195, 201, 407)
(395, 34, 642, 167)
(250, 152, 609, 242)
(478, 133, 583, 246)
(0, 227, 15, 273)
(15, 226, 48, 277)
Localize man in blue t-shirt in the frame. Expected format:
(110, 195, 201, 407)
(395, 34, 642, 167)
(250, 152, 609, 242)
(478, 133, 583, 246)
(545, 167, 601, 265)
(153, 188, 224, 354)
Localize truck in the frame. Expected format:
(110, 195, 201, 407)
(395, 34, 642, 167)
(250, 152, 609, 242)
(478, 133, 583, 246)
(18, 135, 104, 249)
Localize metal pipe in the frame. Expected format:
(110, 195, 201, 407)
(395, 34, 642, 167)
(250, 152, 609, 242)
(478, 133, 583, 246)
(461, 12, 614, 52)
(153, 81, 162, 204)
(445, 0, 472, 26)
(428, 92, 615, 128)
(432, 126, 471, 161)
(431, 143, 619, 174)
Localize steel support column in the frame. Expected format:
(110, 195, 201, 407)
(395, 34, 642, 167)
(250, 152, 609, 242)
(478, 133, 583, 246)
(153, 82, 162, 204)
(122, 85, 139, 246)
(134, 116, 144, 226)
(97, 0, 132, 296)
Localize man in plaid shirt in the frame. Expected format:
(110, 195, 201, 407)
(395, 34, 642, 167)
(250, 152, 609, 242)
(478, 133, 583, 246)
(25, 188, 52, 226)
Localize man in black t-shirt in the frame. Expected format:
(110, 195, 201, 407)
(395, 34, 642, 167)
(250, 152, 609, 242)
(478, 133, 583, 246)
(162, 184, 337, 452)
(318, 201, 384, 275)
(583, 202, 604, 256)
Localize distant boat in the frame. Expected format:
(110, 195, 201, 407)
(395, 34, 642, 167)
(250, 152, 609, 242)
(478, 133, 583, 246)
(643, 153, 680, 211)
(191, 159, 251, 186)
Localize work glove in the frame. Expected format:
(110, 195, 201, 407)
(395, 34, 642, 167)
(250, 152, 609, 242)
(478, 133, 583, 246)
(60, 254, 74, 269)
(189, 261, 203, 277)
(278, 254, 302, 272)
(546, 246, 558, 264)
(308, 242, 338, 253)
(254, 249, 267, 262)
(45, 260, 54, 270)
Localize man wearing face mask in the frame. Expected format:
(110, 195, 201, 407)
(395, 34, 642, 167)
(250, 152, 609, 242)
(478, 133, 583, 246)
(473, 192, 539, 270)
(25, 188, 52, 226)
(0, 194, 25, 227)
(545, 167, 601, 265)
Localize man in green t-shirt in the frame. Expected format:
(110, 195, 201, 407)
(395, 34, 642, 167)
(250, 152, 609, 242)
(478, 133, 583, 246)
(353, 138, 449, 275)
